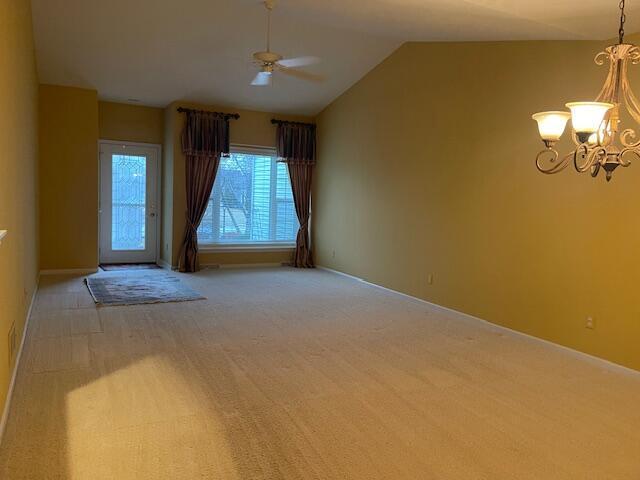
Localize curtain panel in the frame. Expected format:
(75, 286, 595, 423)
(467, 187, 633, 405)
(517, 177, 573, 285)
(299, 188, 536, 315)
(178, 111, 231, 272)
(276, 122, 316, 268)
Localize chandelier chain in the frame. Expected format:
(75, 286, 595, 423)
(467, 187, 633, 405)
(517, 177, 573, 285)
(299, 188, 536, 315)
(619, 0, 626, 44)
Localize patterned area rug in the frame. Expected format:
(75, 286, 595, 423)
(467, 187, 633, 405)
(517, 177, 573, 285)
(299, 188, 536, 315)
(85, 272, 205, 306)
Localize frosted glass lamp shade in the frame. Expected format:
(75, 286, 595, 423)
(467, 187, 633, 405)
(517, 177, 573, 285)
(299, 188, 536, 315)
(565, 102, 614, 134)
(531, 111, 571, 142)
(587, 121, 612, 146)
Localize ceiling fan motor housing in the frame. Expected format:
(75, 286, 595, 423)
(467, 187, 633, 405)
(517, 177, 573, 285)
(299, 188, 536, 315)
(253, 51, 283, 64)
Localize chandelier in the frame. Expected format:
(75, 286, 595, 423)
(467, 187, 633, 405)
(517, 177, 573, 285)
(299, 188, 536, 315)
(532, 0, 640, 181)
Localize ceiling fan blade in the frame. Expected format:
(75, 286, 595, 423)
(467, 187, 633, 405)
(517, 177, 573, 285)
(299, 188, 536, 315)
(276, 66, 324, 83)
(251, 71, 272, 86)
(277, 56, 321, 68)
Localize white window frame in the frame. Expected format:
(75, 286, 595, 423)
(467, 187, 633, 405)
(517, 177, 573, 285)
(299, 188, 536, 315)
(198, 144, 297, 252)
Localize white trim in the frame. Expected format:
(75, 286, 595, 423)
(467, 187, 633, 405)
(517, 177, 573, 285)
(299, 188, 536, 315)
(231, 144, 277, 156)
(197, 264, 220, 270)
(157, 258, 175, 271)
(99, 139, 163, 149)
(39, 268, 98, 276)
(317, 266, 640, 377)
(200, 262, 288, 269)
(198, 144, 297, 247)
(199, 243, 295, 253)
(161, 259, 289, 271)
(0, 280, 38, 445)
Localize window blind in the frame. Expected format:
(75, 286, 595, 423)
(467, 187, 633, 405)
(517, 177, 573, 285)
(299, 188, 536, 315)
(198, 147, 299, 245)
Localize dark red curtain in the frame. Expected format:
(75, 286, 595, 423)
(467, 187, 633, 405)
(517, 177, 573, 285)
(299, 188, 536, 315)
(276, 122, 316, 268)
(178, 110, 230, 272)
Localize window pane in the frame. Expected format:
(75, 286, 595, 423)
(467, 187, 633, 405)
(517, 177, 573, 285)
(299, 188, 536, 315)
(251, 155, 271, 241)
(276, 162, 298, 241)
(198, 151, 299, 245)
(112, 154, 146, 250)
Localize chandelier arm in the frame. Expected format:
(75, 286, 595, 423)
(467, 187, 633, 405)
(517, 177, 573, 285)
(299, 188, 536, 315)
(594, 51, 610, 66)
(628, 47, 640, 65)
(570, 131, 582, 147)
(574, 145, 605, 173)
(595, 55, 617, 102)
(600, 118, 615, 146)
(622, 74, 640, 124)
(618, 147, 640, 166)
(535, 148, 571, 174)
(620, 128, 640, 148)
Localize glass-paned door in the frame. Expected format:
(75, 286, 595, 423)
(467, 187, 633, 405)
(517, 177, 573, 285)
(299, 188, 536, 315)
(99, 142, 159, 264)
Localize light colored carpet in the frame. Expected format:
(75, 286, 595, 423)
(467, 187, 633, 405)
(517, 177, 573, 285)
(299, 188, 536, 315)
(1, 267, 639, 479)
(85, 271, 205, 306)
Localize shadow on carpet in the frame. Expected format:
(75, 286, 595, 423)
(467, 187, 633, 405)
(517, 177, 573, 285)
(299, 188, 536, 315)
(85, 271, 205, 306)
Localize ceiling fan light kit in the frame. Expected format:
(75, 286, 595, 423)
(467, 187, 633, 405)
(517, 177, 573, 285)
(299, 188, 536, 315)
(250, 0, 323, 87)
(532, 0, 640, 181)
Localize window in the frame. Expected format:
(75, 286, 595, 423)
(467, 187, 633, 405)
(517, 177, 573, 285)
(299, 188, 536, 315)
(111, 154, 146, 250)
(197, 146, 299, 247)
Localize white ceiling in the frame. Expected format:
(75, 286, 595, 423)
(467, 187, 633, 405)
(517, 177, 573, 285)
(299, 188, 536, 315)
(31, 0, 640, 116)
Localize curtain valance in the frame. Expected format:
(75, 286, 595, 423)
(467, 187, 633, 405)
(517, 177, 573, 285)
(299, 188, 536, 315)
(275, 122, 316, 165)
(181, 110, 230, 157)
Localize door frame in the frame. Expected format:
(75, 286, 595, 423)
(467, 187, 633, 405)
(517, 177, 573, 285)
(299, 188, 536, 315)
(98, 140, 162, 265)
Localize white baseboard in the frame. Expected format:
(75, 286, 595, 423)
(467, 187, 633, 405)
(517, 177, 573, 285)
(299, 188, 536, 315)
(201, 262, 288, 270)
(0, 279, 38, 445)
(317, 266, 640, 377)
(39, 268, 98, 276)
(197, 264, 221, 270)
(157, 259, 175, 271)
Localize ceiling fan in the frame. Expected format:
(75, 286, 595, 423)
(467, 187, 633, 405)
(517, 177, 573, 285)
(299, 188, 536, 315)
(251, 0, 323, 87)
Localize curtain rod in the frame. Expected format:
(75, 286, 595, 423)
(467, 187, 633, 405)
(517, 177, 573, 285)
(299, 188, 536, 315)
(177, 107, 240, 120)
(271, 118, 316, 127)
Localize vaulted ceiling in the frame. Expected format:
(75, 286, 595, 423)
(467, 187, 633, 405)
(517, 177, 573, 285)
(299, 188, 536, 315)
(31, 0, 639, 115)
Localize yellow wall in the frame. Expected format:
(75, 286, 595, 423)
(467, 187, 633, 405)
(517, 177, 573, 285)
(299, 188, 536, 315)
(161, 106, 175, 265)
(99, 101, 164, 145)
(0, 0, 39, 417)
(39, 85, 99, 270)
(314, 39, 640, 371)
(163, 101, 312, 267)
(42, 95, 303, 270)
(38, 99, 164, 270)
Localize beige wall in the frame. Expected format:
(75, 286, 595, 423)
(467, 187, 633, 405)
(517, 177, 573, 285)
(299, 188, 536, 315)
(39, 85, 99, 270)
(99, 101, 164, 145)
(163, 101, 313, 267)
(0, 0, 39, 417)
(314, 39, 640, 372)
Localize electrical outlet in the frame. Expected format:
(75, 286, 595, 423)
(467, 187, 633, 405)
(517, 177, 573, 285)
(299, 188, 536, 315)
(8, 322, 16, 365)
(332, 249, 336, 259)
(585, 316, 595, 330)
(427, 273, 434, 285)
